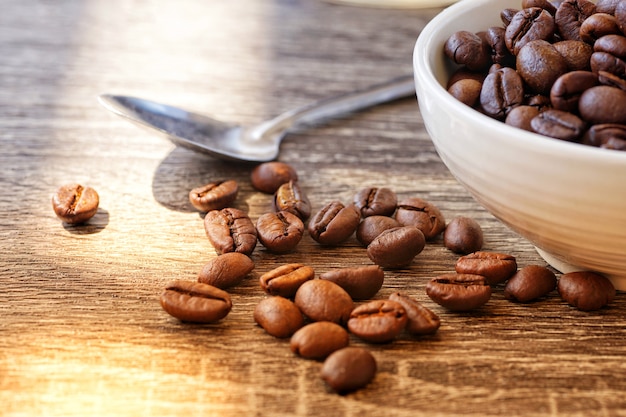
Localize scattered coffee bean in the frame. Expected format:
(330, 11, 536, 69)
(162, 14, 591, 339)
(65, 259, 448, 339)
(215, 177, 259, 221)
(558, 271, 615, 311)
(256, 210, 304, 253)
(356, 215, 402, 246)
(52, 183, 99, 224)
(308, 201, 360, 246)
(347, 299, 407, 343)
(443, 216, 484, 255)
(367, 226, 426, 268)
(274, 180, 311, 221)
(203, 207, 257, 255)
(455, 251, 518, 285)
(188, 180, 238, 212)
(353, 187, 397, 218)
(259, 263, 315, 298)
(290, 321, 350, 359)
(294, 279, 354, 325)
(160, 280, 232, 323)
(197, 252, 255, 289)
(250, 161, 298, 194)
(320, 347, 377, 393)
(504, 265, 557, 302)
(254, 296, 304, 338)
(389, 292, 440, 335)
(426, 274, 492, 311)
(394, 197, 446, 240)
(319, 265, 384, 300)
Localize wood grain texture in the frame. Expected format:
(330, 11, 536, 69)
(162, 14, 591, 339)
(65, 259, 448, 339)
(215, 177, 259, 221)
(2, 1, 626, 416)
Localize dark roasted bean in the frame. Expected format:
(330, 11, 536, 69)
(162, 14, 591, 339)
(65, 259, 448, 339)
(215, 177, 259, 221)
(444, 30, 492, 71)
(203, 208, 257, 255)
(356, 215, 402, 246)
(558, 271, 615, 311)
(455, 251, 518, 285)
(320, 347, 377, 393)
(389, 292, 440, 335)
(480, 67, 525, 118)
(394, 197, 446, 240)
(367, 226, 425, 269)
(250, 161, 298, 194)
(505, 7, 555, 55)
(504, 265, 557, 302)
(443, 216, 484, 255)
(160, 280, 232, 323)
(517, 40, 568, 94)
(550, 71, 598, 113)
(294, 279, 354, 325)
(347, 300, 407, 343)
(197, 252, 255, 289)
(273, 180, 311, 221)
(254, 296, 304, 338)
(188, 180, 238, 212)
(259, 263, 315, 298)
(554, 0, 596, 41)
(505, 105, 541, 131)
(290, 321, 350, 359)
(530, 109, 586, 141)
(579, 85, 626, 124)
(308, 201, 360, 246)
(426, 274, 492, 311)
(582, 123, 626, 149)
(256, 211, 304, 253)
(353, 187, 397, 218)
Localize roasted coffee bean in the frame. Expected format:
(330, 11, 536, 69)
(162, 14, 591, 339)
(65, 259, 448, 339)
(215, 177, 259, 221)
(394, 197, 446, 240)
(444, 30, 492, 71)
(353, 187, 397, 218)
(522, 0, 557, 15)
(486, 26, 516, 67)
(594, 35, 626, 60)
(443, 216, 484, 255)
(308, 201, 360, 246)
(426, 274, 492, 311)
(558, 271, 615, 311)
(256, 211, 304, 253)
(480, 67, 525, 119)
(553, 40, 593, 71)
(290, 321, 350, 359)
(347, 299, 407, 343)
(596, 0, 621, 14)
(259, 263, 315, 298)
(254, 296, 304, 338)
(52, 183, 99, 224)
(455, 251, 518, 285)
(389, 292, 440, 336)
(447, 67, 486, 88)
(555, 0, 596, 41)
(505, 7, 555, 55)
(550, 71, 598, 113)
(504, 265, 557, 302)
(505, 105, 541, 131)
(448, 79, 483, 107)
(598, 70, 626, 91)
(582, 123, 626, 149)
(617, 0, 626, 33)
(250, 161, 298, 194)
(160, 280, 232, 323)
(367, 226, 425, 269)
(197, 252, 255, 289)
(517, 40, 568, 94)
(530, 109, 586, 141)
(188, 180, 238, 212)
(590, 51, 626, 78)
(501, 8, 520, 26)
(579, 85, 626, 124)
(294, 279, 354, 325)
(203, 208, 257, 255)
(320, 347, 377, 393)
(356, 215, 402, 246)
(580, 13, 621, 44)
(320, 265, 384, 300)
(273, 180, 311, 221)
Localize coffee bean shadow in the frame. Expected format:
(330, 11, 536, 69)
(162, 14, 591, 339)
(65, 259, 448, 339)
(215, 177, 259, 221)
(151, 147, 257, 214)
(62, 208, 109, 234)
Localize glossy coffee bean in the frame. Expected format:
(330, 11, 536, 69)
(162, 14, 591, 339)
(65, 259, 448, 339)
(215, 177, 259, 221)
(320, 265, 384, 300)
(455, 251, 518, 285)
(443, 216, 484, 255)
(356, 215, 402, 246)
(197, 252, 255, 289)
(294, 279, 354, 325)
(254, 296, 304, 338)
(522, 0, 557, 15)
(555, 0, 596, 41)
(188, 180, 238, 212)
(580, 13, 621, 44)
(558, 271, 615, 311)
(250, 161, 298, 194)
(426, 274, 492, 311)
(256, 210, 304, 253)
(353, 187, 397, 218)
(308, 201, 360, 246)
(290, 321, 350, 359)
(259, 263, 315, 298)
(583, 123, 626, 149)
(553, 40, 593, 71)
(447, 78, 483, 108)
(505, 105, 541, 131)
(347, 299, 407, 343)
(203, 207, 257, 255)
(505, 7, 555, 55)
(273, 180, 311, 221)
(320, 347, 377, 393)
(480, 67, 525, 119)
(504, 265, 557, 302)
(596, 0, 620, 14)
(444, 30, 492, 71)
(160, 280, 232, 323)
(579, 86, 626, 124)
(367, 226, 425, 269)
(517, 40, 568, 94)
(394, 197, 446, 240)
(550, 71, 598, 113)
(530, 109, 586, 141)
(486, 26, 516, 67)
(388, 292, 440, 336)
(51, 183, 99, 224)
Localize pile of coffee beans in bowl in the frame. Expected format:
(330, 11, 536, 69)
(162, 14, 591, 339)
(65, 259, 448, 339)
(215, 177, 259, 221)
(444, 0, 626, 150)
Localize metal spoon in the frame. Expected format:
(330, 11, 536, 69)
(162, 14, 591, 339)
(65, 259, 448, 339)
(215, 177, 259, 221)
(98, 74, 415, 162)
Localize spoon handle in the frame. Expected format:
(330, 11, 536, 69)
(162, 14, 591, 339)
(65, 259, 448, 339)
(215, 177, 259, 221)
(251, 74, 416, 137)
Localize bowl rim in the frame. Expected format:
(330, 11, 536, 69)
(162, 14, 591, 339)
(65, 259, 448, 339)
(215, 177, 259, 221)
(413, 0, 626, 165)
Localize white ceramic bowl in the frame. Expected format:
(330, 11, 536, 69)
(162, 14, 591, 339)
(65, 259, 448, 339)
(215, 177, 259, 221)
(413, 0, 626, 290)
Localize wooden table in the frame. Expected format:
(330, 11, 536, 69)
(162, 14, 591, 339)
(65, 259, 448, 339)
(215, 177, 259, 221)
(2, 1, 625, 416)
